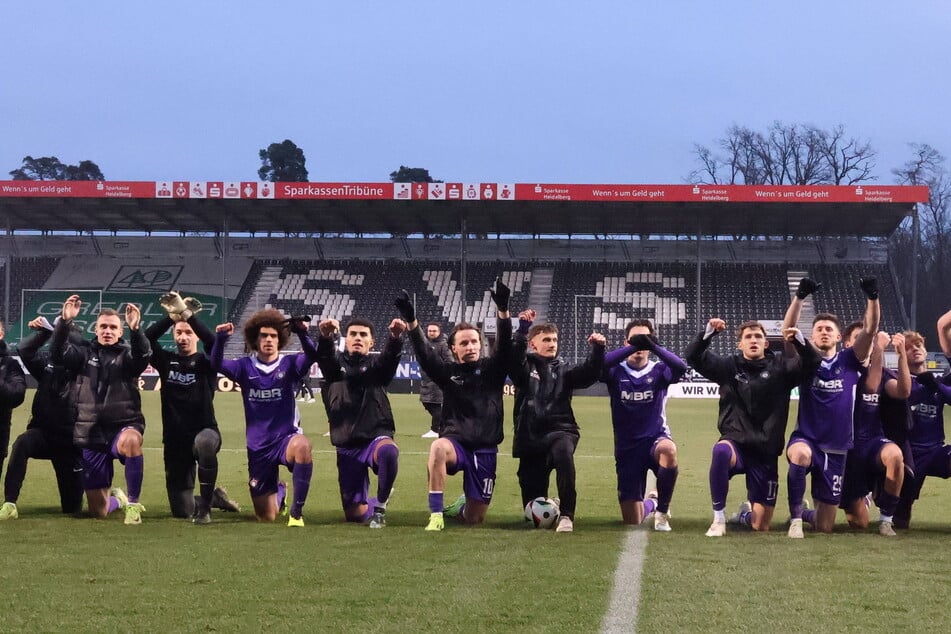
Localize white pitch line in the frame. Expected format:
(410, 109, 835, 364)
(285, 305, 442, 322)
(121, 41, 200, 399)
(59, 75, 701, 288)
(600, 528, 648, 634)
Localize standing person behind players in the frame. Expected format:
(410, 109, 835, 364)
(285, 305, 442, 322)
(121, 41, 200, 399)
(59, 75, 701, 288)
(419, 322, 452, 439)
(51, 295, 150, 525)
(893, 328, 951, 528)
(145, 291, 240, 524)
(211, 310, 317, 527)
(509, 309, 605, 533)
(781, 277, 879, 538)
(839, 328, 909, 536)
(686, 318, 819, 537)
(0, 317, 82, 520)
(0, 320, 28, 514)
(601, 319, 688, 531)
(395, 278, 512, 531)
(315, 317, 406, 529)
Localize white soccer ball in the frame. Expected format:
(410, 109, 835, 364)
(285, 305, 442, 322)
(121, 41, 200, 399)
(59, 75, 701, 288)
(524, 497, 560, 529)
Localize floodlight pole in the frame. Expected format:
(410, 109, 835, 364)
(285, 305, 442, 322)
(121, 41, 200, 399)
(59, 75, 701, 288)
(573, 294, 599, 364)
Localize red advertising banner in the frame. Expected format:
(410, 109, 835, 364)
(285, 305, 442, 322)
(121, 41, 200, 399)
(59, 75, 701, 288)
(0, 181, 930, 204)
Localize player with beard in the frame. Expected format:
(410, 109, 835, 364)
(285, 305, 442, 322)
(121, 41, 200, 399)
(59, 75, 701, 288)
(509, 309, 605, 533)
(781, 277, 879, 537)
(315, 316, 406, 529)
(686, 317, 819, 537)
(395, 278, 512, 531)
(600, 319, 687, 531)
(211, 309, 318, 527)
(837, 326, 909, 536)
(145, 291, 240, 524)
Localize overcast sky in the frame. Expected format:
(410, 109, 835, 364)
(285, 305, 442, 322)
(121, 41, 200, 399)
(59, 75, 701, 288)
(3, 1, 949, 185)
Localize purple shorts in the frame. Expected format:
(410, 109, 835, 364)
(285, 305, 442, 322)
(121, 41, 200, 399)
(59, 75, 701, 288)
(840, 436, 892, 507)
(615, 435, 668, 502)
(788, 435, 846, 505)
(726, 442, 779, 507)
(247, 434, 296, 498)
(912, 444, 951, 480)
(336, 436, 395, 508)
(81, 427, 134, 490)
(446, 439, 498, 505)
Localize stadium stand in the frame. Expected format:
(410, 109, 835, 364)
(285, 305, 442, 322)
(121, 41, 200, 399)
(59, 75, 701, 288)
(0, 256, 61, 327)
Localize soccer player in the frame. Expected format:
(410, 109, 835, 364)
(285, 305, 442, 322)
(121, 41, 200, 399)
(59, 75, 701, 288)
(839, 328, 909, 535)
(600, 319, 687, 531)
(315, 316, 406, 529)
(1, 317, 83, 520)
(145, 291, 240, 524)
(419, 322, 452, 439)
(395, 279, 512, 531)
(781, 277, 879, 537)
(50, 295, 150, 525)
(211, 309, 318, 527)
(509, 309, 605, 533)
(893, 328, 951, 527)
(686, 317, 819, 537)
(0, 320, 28, 517)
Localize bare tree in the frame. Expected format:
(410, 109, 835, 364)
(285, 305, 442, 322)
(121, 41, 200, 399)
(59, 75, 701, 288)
(690, 122, 875, 185)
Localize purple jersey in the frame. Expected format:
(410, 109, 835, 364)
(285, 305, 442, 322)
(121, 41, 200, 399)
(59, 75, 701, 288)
(602, 360, 675, 451)
(794, 347, 865, 451)
(212, 332, 316, 451)
(908, 376, 951, 452)
(852, 368, 892, 445)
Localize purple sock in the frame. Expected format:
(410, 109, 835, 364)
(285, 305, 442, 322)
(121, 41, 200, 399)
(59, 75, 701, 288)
(108, 496, 120, 513)
(656, 466, 678, 514)
(642, 498, 657, 516)
(357, 497, 378, 523)
(125, 455, 144, 503)
(375, 443, 399, 506)
(428, 491, 443, 513)
(277, 481, 287, 511)
(802, 508, 816, 526)
(787, 463, 808, 519)
(709, 443, 732, 511)
(290, 462, 313, 519)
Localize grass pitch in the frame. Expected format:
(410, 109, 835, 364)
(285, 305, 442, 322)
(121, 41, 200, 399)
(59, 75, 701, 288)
(1, 393, 950, 632)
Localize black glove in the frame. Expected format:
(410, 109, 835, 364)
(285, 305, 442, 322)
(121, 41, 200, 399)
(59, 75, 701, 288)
(394, 289, 416, 323)
(916, 370, 938, 391)
(286, 315, 311, 335)
(796, 278, 821, 300)
(489, 277, 510, 312)
(860, 277, 879, 300)
(627, 334, 654, 351)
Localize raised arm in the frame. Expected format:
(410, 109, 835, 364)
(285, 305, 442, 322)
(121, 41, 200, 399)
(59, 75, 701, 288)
(937, 307, 951, 358)
(123, 302, 152, 377)
(508, 309, 535, 386)
(684, 318, 734, 383)
(884, 332, 911, 400)
(210, 323, 241, 379)
(849, 276, 881, 363)
(17, 318, 54, 378)
(566, 333, 606, 388)
(783, 277, 820, 330)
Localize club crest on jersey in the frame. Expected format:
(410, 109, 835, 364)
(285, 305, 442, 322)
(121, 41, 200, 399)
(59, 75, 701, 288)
(760, 371, 770, 379)
(530, 370, 540, 380)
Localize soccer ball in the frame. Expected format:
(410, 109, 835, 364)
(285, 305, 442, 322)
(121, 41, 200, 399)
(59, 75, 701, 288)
(524, 497, 560, 529)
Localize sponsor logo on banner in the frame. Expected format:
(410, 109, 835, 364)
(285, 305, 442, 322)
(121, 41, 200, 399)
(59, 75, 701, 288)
(258, 182, 274, 199)
(207, 182, 223, 198)
(190, 182, 206, 198)
(240, 182, 257, 199)
(412, 183, 427, 199)
(173, 182, 189, 198)
(428, 183, 446, 200)
(497, 183, 514, 200)
(394, 183, 411, 199)
(463, 183, 480, 200)
(447, 183, 462, 200)
(156, 182, 173, 198)
(223, 182, 241, 198)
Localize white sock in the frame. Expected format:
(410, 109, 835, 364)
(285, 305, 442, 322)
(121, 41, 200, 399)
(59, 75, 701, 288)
(714, 510, 726, 523)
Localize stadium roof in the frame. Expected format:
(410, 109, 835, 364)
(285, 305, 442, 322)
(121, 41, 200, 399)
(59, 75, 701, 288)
(0, 181, 930, 237)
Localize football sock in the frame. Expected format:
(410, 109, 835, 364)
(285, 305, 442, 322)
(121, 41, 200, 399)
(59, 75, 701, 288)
(642, 498, 657, 516)
(428, 491, 443, 513)
(710, 443, 732, 511)
(108, 496, 121, 513)
(787, 463, 809, 519)
(656, 465, 678, 514)
(277, 481, 287, 512)
(714, 509, 726, 523)
(802, 509, 816, 526)
(125, 455, 144, 503)
(290, 462, 313, 519)
(375, 443, 399, 505)
(877, 490, 900, 517)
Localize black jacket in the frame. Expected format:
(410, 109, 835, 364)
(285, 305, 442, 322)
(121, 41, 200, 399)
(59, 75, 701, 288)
(685, 331, 818, 459)
(51, 318, 151, 450)
(317, 334, 402, 448)
(17, 327, 81, 445)
(418, 333, 452, 404)
(0, 339, 27, 433)
(509, 334, 604, 456)
(408, 318, 512, 450)
(145, 316, 219, 443)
